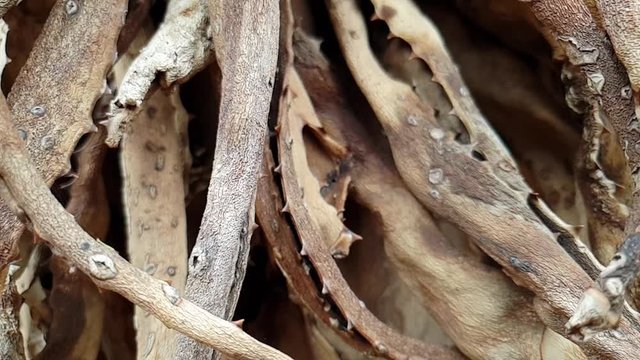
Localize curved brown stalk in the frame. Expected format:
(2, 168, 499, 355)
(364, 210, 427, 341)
(526, 0, 640, 337)
(256, 148, 376, 355)
(327, 0, 640, 357)
(0, 0, 125, 274)
(0, 93, 292, 359)
(277, 68, 464, 360)
(175, 1, 279, 359)
(293, 29, 585, 360)
(36, 128, 109, 360)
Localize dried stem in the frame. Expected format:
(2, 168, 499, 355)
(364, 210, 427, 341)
(36, 129, 109, 359)
(175, 0, 279, 358)
(526, 0, 640, 336)
(105, 0, 212, 147)
(292, 29, 585, 359)
(117, 25, 190, 357)
(0, 94, 291, 360)
(0, 0, 125, 266)
(327, 0, 640, 357)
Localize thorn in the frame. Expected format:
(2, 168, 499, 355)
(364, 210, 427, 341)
(321, 283, 329, 295)
(249, 222, 259, 234)
(274, 124, 281, 135)
(370, 13, 380, 21)
(323, 303, 331, 312)
(99, 119, 111, 127)
(448, 109, 457, 116)
(300, 245, 308, 256)
(281, 202, 290, 213)
(274, 163, 282, 174)
(347, 320, 354, 331)
(387, 33, 396, 40)
(90, 124, 98, 132)
(408, 52, 418, 61)
(232, 319, 245, 329)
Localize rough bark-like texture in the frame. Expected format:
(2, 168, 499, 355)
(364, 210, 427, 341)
(0, 0, 126, 268)
(175, 1, 279, 359)
(105, 0, 212, 147)
(36, 129, 109, 360)
(0, 94, 292, 360)
(0, 270, 22, 360)
(328, 0, 640, 358)
(293, 29, 585, 360)
(527, 0, 640, 335)
(120, 52, 190, 358)
(527, 0, 634, 250)
(596, 0, 640, 92)
(0, 0, 20, 17)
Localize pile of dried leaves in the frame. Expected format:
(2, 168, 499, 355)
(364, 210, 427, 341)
(2, 0, 640, 359)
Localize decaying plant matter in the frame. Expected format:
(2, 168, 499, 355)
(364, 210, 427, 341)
(7, 0, 640, 359)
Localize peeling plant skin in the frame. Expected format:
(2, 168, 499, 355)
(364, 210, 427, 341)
(328, 0, 640, 358)
(105, 0, 213, 147)
(526, 0, 640, 335)
(0, 0, 126, 269)
(0, 94, 292, 359)
(575, 106, 628, 265)
(174, 0, 279, 359)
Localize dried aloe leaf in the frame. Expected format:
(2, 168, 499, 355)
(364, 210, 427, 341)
(294, 29, 585, 360)
(277, 13, 464, 356)
(256, 148, 375, 354)
(327, 0, 640, 357)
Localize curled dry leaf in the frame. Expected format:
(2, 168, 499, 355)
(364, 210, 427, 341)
(327, 0, 640, 357)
